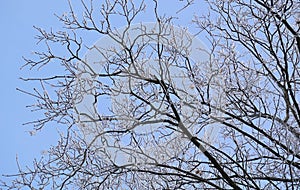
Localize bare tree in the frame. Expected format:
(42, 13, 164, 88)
(2, 0, 299, 189)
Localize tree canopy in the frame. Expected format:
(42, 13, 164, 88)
(2, 0, 300, 189)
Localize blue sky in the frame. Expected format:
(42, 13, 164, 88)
(0, 0, 207, 184)
(0, 0, 69, 181)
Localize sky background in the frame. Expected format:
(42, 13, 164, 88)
(0, 0, 207, 185)
(0, 0, 70, 182)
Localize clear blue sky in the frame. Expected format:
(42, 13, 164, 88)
(0, 0, 207, 184)
(0, 0, 69, 181)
